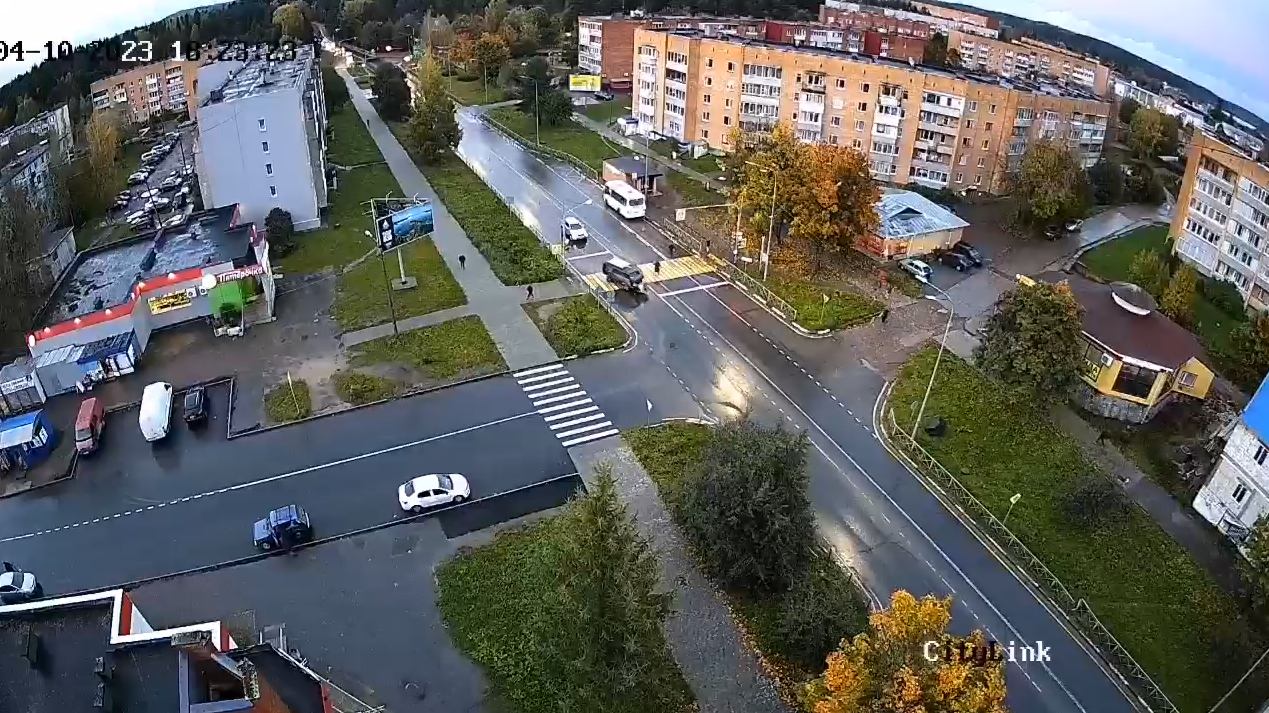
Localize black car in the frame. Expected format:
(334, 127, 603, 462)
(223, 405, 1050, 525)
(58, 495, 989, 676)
(938, 251, 973, 272)
(949, 241, 983, 266)
(1044, 224, 1063, 240)
(593, 91, 615, 101)
(183, 385, 207, 425)
(253, 505, 313, 550)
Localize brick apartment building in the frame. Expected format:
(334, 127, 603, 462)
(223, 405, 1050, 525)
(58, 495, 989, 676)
(1170, 131, 1269, 308)
(769, 17, 927, 62)
(578, 15, 765, 90)
(948, 32, 1112, 96)
(632, 28, 1110, 194)
(90, 58, 202, 123)
(822, 0, 1000, 39)
(911, 1, 1000, 34)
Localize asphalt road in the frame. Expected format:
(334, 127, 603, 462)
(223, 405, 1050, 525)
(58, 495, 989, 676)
(455, 108, 1133, 713)
(0, 375, 573, 593)
(115, 125, 197, 223)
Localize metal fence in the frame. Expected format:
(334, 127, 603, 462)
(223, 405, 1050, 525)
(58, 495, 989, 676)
(480, 112, 601, 182)
(883, 409, 1178, 713)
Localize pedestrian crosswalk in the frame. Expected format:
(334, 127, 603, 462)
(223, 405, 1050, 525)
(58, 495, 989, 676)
(581, 255, 715, 292)
(514, 363, 620, 448)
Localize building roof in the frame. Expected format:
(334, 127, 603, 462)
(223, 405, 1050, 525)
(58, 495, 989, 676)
(0, 143, 49, 188)
(204, 44, 315, 105)
(40, 205, 251, 326)
(606, 156, 665, 178)
(876, 189, 969, 239)
(1243, 377, 1269, 445)
(232, 644, 327, 713)
(1036, 271, 1205, 370)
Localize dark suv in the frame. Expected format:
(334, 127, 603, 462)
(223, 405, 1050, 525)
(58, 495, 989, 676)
(938, 251, 973, 272)
(949, 241, 983, 267)
(183, 385, 207, 426)
(601, 258, 645, 292)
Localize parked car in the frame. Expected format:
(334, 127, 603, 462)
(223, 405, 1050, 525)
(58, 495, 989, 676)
(74, 397, 105, 455)
(1065, 218, 1085, 233)
(0, 563, 41, 604)
(125, 210, 152, 229)
(898, 257, 933, 282)
(159, 176, 182, 192)
(949, 241, 983, 267)
(172, 193, 188, 209)
(182, 165, 196, 177)
(253, 505, 312, 550)
(127, 171, 150, 185)
(601, 258, 645, 292)
(593, 90, 615, 101)
(162, 212, 189, 229)
(116, 189, 132, 202)
(183, 385, 207, 425)
(938, 250, 973, 272)
(1044, 224, 1063, 240)
(145, 197, 172, 212)
(561, 216, 588, 246)
(139, 188, 161, 200)
(398, 473, 470, 513)
(111, 196, 131, 211)
(139, 381, 174, 442)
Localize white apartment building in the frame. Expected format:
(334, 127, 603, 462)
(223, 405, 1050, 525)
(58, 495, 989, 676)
(194, 45, 328, 231)
(1195, 379, 1269, 549)
(824, 0, 1000, 38)
(1112, 77, 1206, 128)
(0, 144, 53, 206)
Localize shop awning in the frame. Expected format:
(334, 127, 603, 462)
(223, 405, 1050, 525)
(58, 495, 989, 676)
(77, 332, 135, 365)
(0, 411, 40, 449)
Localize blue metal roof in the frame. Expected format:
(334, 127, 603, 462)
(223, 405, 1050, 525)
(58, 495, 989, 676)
(0, 410, 40, 431)
(0, 410, 42, 449)
(1243, 375, 1269, 444)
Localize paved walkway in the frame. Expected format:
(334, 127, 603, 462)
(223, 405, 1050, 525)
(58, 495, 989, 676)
(570, 437, 789, 713)
(571, 113, 725, 191)
(339, 67, 561, 371)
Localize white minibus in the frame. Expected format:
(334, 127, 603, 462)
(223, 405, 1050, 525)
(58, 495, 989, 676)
(603, 180, 646, 219)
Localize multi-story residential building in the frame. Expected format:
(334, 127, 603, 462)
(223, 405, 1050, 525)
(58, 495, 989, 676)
(822, 0, 999, 38)
(578, 15, 765, 90)
(1215, 119, 1266, 155)
(1195, 375, 1269, 549)
(631, 28, 1110, 194)
(0, 144, 53, 207)
(195, 44, 327, 231)
(1169, 131, 1269, 308)
(0, 103, 73, 159)
(90, 58, 202, 123)
(911, 2, 1000, 35)
(1112, 77, 1207, 127)
(947, 32, 1111, 96)
(774, 17, 927, 62)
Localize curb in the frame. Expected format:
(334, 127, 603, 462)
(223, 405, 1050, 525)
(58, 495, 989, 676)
(102, 375, 235, 416)
(0, 451, 78, 500)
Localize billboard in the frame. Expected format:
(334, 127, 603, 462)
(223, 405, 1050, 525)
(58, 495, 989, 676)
(568, 74, 603, 92)
(371, 198, 435, 251)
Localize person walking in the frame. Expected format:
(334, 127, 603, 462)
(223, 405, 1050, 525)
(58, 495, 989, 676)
(880, 308, 890, 324)
(653, 260, 661, 275)
(458, 254, 466, 269)
(526, 284, 534, 300)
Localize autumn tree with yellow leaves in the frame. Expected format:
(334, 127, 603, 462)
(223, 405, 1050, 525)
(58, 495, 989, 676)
(804, 591, 1008, 713)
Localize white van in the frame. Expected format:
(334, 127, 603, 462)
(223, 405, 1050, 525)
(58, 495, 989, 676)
(603, 180, 646, 219)
(139, 382, 174, 442)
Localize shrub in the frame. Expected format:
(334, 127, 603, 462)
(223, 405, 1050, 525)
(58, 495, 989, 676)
(265, 207, 296, 256)
(769, 548, 870, 673)
(263, 379, 312, 423)
(1062, 476, 1132, 528)
(332, 371, 398, 405)
(1201, 276, 1246, 317)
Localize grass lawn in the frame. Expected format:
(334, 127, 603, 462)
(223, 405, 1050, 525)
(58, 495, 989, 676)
(416, 156, 563, 285)
(666, 171, 724, 208)
(326, 104, 383, 166)
(888, 349, 1264, 712)
(487, 107, 622, 174)
(332, 371, 400, 405)
(436, 516, 695, 713)
(579, 96, 632, 122)
(446, 77, 507, 105)
(263, 379, 312, 423)
(647, 139, 724, 175)
(349, 315, 506, 379)
(766, 275, 883, 331)
(278, 163, 401, 275)
(525, 294, 627, 357)
(333, 238, 466, 332)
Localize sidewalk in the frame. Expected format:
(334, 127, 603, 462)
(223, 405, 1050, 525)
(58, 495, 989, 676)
(339, 68, 560, 371)
(572, 113, 725, 192)
(570, 438, 789, 713)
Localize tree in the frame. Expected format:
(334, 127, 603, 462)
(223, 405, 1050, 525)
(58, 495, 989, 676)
(450, 34, 476, 65)
(975, 280, 1085, 402)
(402, 50, 462, 163)
(921, 32, 961, 68)
(1010, 139, 1089, 227)
(321, 62, 349, 113)
(272, 3, 312, 41)
(1160, 264, 1199, 327)
(788, 143, 880, 273)
(1118, 97, 1140, 125)
(0, 186, 48, 348)
(0, 106, 12, 131)
(534, 463, 680, 713)
(1129, 107, 1170, 159)
(1127, 248, 1170, 298)
(1243, 516, 1269, 620)
(472, 32, 510, 83)
(15, 96, 41, 124)
(1226, 314, 1269, 389)
(371, 63, 411, 121)
(680, 419, 816, 592)
(484, 0, 510, 33)
(265, 208, 297, 256)
(85, 110, 121, 180)
(1088, 159, 1124, 205)
(728, 123, 804, 268)
(425, 14, 455, 48)
(804, 591, 1008, 713)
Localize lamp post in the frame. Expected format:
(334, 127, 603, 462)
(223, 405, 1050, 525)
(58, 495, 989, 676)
(911, 283, 955, 439)
(744, 160, 778, 281)
(1002, 493, 1022, 525)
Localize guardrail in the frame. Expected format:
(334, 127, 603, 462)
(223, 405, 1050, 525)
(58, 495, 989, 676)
(480, 111, 601, 182)
(883, 409, 1178, 713)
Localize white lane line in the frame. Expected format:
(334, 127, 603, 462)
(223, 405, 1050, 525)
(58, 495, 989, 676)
(529, 384, 585, 400)
(513, 363, 566, 378)
(538, 397, 594, 414)
(554, 420, 614, 439)
(520, 376, 575, 392)
(516, 368, 567, 384)
(532, 391, 590, 406)
(550, 412, 608, 430)
(0, 409, 542, 545)
(566, 250, 611, 261)
(656, 281, 727, 297)
(560, 428, 620, 447)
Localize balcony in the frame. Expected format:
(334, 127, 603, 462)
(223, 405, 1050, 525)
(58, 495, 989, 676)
(914, 138, 932, 150)
(874, 111, 902, 127)
(912, 156, 950, 171)
(934, 142, 955, 155)
(1241, 186, 1269, 213)
(878, 94, 901, 108)
(910, 173, 950, 188)
(921, 101, 963, 118)
(918, 120, 957, 135)
(1200, 167, 1235, 191)
(666, 58, 688, 73)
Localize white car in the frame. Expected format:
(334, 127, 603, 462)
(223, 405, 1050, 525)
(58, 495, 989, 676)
(139, 188, 161, 200)
(0, 567, 41, 604)
(561, 216, 588, 243)
(1065, 219, 1085, 233)
(162, 213, 189, 229)
(398, 473, 470, 513)
(899, 258, 933, 283)
(125, 210, 151, 228)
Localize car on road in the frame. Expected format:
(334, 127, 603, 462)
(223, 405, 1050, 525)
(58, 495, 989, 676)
(561, 216, 588, 246)
(937, 250, 973, 272)
(398, 473, 470, 513)
(162, 212, 189, 229)
(127, 171, 150, 185)
(601, 258, 645, 292)
(0, 563, 42, 604)
(898, 257, 933, 283)
(183, 385, 207, 425)
(126, 210, 152, 229)
(139, 188, 161, 200)
(593, 90, 615, 101)
(253, 505, 313, 550)
(145, 197, 172, 212)
(949, 241, 983, 267)
(1065, 218, 1085, 233)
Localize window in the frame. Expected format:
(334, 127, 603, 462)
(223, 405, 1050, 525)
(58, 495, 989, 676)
(989, 103, 997, 114)
(1256, 444, 1268, 466)
(976, 157, 986, 168)
(829, 134, 839, 145)
(258, 118, 266, 131)
(725, 98, 733, 108)
(723, 116, 731, 126)
(265, 163, 274, 175)
(1112, 364, 1158, 399)
(968, 100, 978, 112)
(261, 141, 270, 153)
(727, 61, 735, 71)
(985, 121, 994, 131)
(831, 116, 842, 127)
(959, 155, 968, 165)
(981, 139, 990, 150)
(961, 137, 971, 147)
(965, 119, 975, 130)
(857, 101, 868, 112)
(853, 138, 862, 149)
(854, 120, 866, 131)
(974, 174, 982, 186)
(706, 58, 714, 68)
(269, 185, 277, 197)
(702, 111, 710, 121)
(702, 129, 709, 140)
(705, 77, 713, 86)
(1233, 483, 1250, 503)
(861, 82, 871, 93)
(955, 173, 963, 183)
(836, 78, 846, 89)
(703, 94, 711, 104)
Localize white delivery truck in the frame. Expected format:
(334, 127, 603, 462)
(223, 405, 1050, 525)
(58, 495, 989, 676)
(139, 382, 174, 442)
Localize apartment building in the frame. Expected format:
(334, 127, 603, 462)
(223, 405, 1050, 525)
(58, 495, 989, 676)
(195, 44, 327, 231)
(1112, 77, 1206, 127)
(823, 0, 999, 38)
(0, 144, 53, 207)
(911, 2, 1000, 34)
(1169, 131, 1269, 308)
(0, 103, 73, 159)
(631, 28, 1109, 194)
(947, 32, 1111, 96)
(1195, 375, 1269, 550)
(90, 58, 201, 123)
(578, 15, 764, 90)
(764, 20, 926, 63)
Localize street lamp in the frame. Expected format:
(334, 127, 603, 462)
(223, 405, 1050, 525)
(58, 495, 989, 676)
(911, 283, 955, 439)
(744, 160, 778, 281)
(521, 61, 541, 146)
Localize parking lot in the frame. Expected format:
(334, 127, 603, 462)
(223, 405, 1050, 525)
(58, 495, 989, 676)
(114, 123, 198, 231)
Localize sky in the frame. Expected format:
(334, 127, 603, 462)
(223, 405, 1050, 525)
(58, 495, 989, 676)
(2, 0, 1266, 122)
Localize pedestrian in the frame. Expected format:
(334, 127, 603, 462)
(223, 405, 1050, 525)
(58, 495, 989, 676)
(458, 254, 466, 269)
(654, 260, 661, 275)
(668, 244, 676, 258)
(526, 284, 534, 300)
(1096, 431, 1111, 447)
(880, 308, 890, 324)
